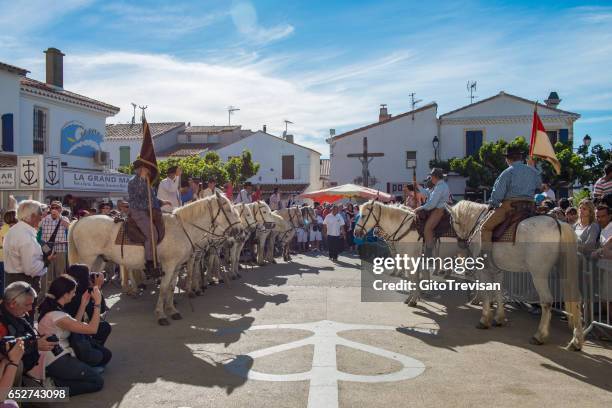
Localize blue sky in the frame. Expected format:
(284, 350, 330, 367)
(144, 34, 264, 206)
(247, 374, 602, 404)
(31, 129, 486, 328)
(1, 0, 611, 156)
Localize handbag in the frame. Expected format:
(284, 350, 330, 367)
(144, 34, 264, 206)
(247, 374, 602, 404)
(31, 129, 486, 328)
(41, 219, 62, 255)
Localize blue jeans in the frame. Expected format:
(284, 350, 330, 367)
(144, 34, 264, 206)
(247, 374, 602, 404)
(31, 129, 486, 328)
(46, 354, 103, 396)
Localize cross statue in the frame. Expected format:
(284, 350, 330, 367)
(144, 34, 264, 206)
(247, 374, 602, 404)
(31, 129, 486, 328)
(347, 137, 384, 187)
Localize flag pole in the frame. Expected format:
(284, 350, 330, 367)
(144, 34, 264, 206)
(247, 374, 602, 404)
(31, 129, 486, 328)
(146, 174, 158, 269)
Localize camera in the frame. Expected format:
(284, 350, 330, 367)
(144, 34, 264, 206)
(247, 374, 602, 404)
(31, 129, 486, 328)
(90, 271, 102, 284)
(45, 335, 64, 357)
(0, 333, 37, 355)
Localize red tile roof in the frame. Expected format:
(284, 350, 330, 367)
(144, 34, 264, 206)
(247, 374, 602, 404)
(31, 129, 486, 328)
(0, 61, 28, 76)
(184, 125, 241, 134)
(0, 154, 17, 168)
(21, 77, 120, 115)
(157, 143, 210, 157)
(105, 122, 185, 141)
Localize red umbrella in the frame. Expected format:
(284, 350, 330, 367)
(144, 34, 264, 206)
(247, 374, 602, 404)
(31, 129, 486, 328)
(299, 183, 393, 203)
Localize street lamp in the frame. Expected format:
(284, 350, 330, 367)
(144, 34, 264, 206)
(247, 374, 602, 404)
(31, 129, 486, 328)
(583, 134, 591, 147)
(432, 135, 440, 161)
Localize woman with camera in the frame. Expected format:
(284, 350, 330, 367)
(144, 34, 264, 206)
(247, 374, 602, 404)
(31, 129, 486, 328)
(37, 275, 104, 396)
(64, 265, 112, 367)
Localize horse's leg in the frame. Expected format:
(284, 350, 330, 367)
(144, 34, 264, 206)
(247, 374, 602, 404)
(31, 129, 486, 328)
(530, 275, 553, 345)
(492, 271, 507, 326)
(156, 272, 171, 325)
(185, 255, 196, 298)
(164, 269, 182, 320)
(120, 265, 132, 295)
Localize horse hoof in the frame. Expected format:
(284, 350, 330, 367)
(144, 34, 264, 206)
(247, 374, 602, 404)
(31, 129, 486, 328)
(171, 313, 182, 320)
(138, 284, 147, 290)
(195, 290, 203, 296)
(492, 319, 506, 327)
(231, 276, 237, 281)
(529, 336, 544, 345)
(476, 322, 489, 330)
(271, 259, 277, 264)
(158, 318, 170, 326)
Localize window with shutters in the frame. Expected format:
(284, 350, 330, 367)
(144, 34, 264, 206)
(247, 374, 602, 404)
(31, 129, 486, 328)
(282, 155, 294, 179)
(465, 130, 483, 157)
(558, 129, 569, 144)
(33, 107, 47, 154)
(1, 113, 14, 152)
(119, 146, 131, 167)
(546, 130, 558, 145)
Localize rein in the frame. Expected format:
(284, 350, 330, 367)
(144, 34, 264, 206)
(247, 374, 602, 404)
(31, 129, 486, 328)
(356, 204, 415, 242)
(179, 198, 240, 243)
(453, 205, 489, 249)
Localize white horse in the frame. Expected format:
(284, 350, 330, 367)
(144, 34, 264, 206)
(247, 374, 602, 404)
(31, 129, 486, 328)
(246, 201, 277, 265)
(68, 192, 241, 325)
(268, 207, 304, 262)
(225, 203, 258, 277)
(356, 200, 584, 350)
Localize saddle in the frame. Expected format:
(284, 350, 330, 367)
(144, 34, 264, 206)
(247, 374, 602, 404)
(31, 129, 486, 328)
(490, 200, 535, 243)
(415, 209, 457, 240)
(114, 211, 166, 247)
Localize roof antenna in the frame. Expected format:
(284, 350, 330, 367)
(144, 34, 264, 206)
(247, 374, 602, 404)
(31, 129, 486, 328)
(138, 105, 148, 121)
(467, 81, 478, 104)
(131, 102, 137, 125)
(227, 106, 240, 125)
(409, 93, 422, 120)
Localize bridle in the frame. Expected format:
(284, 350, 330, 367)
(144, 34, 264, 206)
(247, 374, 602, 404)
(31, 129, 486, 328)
(453, 205, 489, 249)
(238, 204, 257, 230)
(355, 203, 415, 242)
(177, 197, 241, 250)
(251, 202, 275, 230)
(286, 207, 303, 229)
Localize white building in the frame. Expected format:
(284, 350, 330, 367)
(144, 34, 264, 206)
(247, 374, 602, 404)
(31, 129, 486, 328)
(216, 131, 321, 196)
(0, 48, 121, 208)
(328, 91, 580, 198)
(328, 103, 439, 197)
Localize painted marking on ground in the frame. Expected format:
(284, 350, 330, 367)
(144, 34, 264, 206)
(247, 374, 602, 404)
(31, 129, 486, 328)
(223, 320, 432, 408)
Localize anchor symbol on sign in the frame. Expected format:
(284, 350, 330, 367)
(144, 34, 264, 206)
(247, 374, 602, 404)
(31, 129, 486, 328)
(21, 160, 37, 186)
(223, 320, 429, 408)
(46, 160, 59, 185)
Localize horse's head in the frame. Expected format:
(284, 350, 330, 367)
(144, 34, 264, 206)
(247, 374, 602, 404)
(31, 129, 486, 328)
(291, 206, 305, 228)
(214, 190, 242, 237)
(354, 200, 378, 238)
(447, 200, 487, 240)
(253, 200, 276, 229)
(236, 203, 257, 232)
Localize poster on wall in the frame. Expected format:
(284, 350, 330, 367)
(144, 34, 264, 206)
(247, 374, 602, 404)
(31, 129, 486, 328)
(62, 169, 129, 192)
(60, 121, 103, 157)
(18, 155, 42, 189)
(0, 169, 16, 189)
(44, 156, 62, 188)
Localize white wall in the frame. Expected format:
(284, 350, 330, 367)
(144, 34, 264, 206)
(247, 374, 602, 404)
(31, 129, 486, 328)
(19, 93, 109, 170)
(0, 70, 22, 153)
(440, 93, 576, 159)
(216, 132, 320, 187)
(329, 105, 439, 192)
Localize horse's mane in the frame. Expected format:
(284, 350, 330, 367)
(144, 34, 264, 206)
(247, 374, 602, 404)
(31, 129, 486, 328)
(173, 195, 220, 221)
(448, 200, 488, 236)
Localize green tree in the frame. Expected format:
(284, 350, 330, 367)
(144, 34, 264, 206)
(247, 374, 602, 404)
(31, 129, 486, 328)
(240, 149, 260, 182)
(204, 151, 221, 165)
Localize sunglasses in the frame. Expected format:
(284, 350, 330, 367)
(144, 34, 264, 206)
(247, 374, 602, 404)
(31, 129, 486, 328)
(9, 284, 34, 303)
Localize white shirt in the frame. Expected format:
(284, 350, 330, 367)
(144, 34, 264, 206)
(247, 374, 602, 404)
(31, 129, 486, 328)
(323, 213, 344, 236)
(235, 189, 251, 204)
(158, 176, 181, 211)
(3, 221, 47, 277)
(38, 310, 74, 366)
(601, 222, 612, 245)
(542, 189, 555, 201)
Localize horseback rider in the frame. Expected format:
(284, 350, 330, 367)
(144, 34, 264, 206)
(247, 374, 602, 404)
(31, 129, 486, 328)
(415, 168, 451, 257)
(480, 145, 541, 260)
(128, 160, 172, 278)
(198, 177, 220, 199)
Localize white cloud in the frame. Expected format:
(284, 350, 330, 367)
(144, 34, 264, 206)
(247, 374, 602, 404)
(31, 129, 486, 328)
(230, 0, 294, 45)
(0, 0, 92, 33)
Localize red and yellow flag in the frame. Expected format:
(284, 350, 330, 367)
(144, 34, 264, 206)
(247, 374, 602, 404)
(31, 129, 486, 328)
(529, 106, 560, 174)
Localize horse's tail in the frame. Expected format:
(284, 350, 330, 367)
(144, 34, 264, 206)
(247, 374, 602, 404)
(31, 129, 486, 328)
(67, 219, 80, 265)
(558, 221, 581, 331)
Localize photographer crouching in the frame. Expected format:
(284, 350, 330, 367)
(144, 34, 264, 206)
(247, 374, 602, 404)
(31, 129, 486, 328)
(0, 282, 59, 387)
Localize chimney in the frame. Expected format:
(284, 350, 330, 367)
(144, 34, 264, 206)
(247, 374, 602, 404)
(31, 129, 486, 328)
(379, 104, 391, 122)
(44, 47, 65, 88)
(263, 125, 267, 133)
(544, 91, 561, 109)
(285, 134, 294, 143)
(329, 129, 336, 137)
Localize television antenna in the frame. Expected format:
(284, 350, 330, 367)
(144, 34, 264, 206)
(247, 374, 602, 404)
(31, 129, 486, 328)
(138, 105, 148, 121)
(467, 81, 478, 104)
(409, 93, 422, 120)
(283, 119, 294, 133)
(227, 106, 240, 125)
(130, 102, 137, 125)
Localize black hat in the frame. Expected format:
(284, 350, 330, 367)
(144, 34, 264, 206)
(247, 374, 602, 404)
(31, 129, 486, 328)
(504, 146, 524, 158)
(430, 168, 445, 179)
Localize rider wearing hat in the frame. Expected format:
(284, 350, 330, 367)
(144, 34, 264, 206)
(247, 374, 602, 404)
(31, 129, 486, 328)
(128, 159, 172, 277)
(481, 145, 541, 258)
(415, 168, 451, 257)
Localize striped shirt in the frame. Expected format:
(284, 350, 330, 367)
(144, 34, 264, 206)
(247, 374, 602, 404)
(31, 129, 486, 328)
(594, 176, 612, 199)
(40, 214, 69, 252)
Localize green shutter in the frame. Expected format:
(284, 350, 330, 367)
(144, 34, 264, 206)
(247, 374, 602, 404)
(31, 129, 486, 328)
(119, 146, 130, 167)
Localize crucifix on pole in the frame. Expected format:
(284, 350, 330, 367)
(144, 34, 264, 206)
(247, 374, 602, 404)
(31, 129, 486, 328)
(347, 137, 384, 187)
